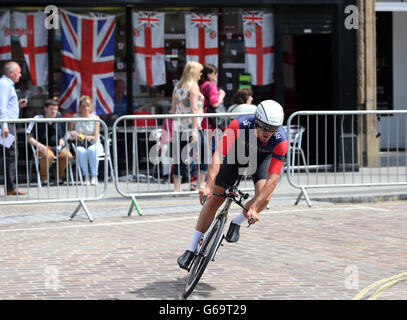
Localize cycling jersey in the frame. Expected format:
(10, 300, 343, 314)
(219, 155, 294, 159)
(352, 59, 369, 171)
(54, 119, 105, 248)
(216, 114, 288, 175)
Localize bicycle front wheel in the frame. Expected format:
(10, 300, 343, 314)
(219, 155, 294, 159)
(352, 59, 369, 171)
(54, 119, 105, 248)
(183, 214, 226, 299)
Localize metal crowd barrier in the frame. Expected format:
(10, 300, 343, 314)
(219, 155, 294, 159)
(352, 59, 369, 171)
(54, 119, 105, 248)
(286, 110, 407, 207)
(0, 118, 109, 222)
(112, 112, 255, 215)
(5, 111, 401, 219)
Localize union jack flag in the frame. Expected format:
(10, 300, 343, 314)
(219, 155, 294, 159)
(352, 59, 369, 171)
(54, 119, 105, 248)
(191, 13, 212, 29)
(89, 12, 108, 18)
(138, 11, 161, 28)
(59, 10, 116, 115)
(243, 11, 264, 27)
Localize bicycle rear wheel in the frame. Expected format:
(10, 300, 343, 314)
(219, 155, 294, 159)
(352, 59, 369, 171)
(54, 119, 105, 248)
(183, 214, 226, 299)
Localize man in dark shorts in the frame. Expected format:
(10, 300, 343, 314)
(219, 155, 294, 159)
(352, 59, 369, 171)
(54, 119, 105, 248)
(177, 100, 288, 270)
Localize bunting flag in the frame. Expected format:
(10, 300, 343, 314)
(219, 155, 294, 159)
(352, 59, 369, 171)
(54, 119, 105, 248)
(185, 13, 218, 67)
(0, 11, 11, 61)
(59, 10, 116, 114)
(133, 11, 166, 86)
(12, 11, 48, 86)
(242, 11, 274, 86)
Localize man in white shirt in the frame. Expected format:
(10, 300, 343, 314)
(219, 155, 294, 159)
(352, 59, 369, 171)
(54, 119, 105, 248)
(0, 61, 28, 195)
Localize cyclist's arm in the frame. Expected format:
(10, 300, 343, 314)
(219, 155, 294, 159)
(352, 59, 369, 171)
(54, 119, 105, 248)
(247, 140, 288, 215)
(249, 173, 280, 213)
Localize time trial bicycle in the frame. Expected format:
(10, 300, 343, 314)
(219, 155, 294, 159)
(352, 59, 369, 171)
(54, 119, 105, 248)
(183, 175, 254, 299)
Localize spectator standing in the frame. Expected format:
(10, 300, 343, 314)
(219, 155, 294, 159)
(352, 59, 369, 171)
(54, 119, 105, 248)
(228, 88, 256, 118)
(113, 79, 128, 117)
(100, 79, 137, 126)
(68, 95, 104, 186)
(0, 61, 28, 196)
(171, 61, 208, 193)
(26, 99, 73, 185)
(199, 63, 226, 130)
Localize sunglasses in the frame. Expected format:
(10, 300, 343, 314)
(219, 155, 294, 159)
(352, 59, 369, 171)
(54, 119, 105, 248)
(255, 119, 279, 133)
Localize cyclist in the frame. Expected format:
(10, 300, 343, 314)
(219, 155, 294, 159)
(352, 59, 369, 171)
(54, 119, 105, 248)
(177, 99, 288, 270)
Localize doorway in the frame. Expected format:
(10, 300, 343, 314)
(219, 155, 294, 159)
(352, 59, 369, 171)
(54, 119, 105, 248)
(283, 33, 333, 166)
(283, 34, 333, 114)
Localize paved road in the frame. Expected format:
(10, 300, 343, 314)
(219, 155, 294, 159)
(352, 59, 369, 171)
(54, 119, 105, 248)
(0, 199, 407, 300)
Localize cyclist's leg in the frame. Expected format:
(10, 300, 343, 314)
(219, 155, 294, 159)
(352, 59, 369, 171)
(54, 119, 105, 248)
(195, 184, 226, 233)
(177, 185, 226, 269)
(178, 162, 239, 269)
(195, 160, 240, 232)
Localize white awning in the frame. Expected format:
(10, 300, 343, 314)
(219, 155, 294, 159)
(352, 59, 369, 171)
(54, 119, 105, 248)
(376, 2, 407, 12)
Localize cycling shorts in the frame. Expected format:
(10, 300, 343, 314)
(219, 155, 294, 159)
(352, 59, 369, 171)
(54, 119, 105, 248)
(215, 154, 273, 189)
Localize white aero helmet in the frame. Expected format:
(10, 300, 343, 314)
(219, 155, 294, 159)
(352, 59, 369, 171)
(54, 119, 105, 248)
(255, 100, 284, 132)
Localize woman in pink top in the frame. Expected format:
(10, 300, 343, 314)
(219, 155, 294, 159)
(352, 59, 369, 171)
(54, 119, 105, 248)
(199, 64, 226, 131)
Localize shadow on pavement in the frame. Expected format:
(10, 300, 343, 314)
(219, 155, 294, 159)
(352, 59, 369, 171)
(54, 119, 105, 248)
(129, 276, 216, 300)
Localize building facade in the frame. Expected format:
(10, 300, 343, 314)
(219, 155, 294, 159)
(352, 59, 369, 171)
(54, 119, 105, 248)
(376, 1, 407, 151)
(1, 0, 358, 167)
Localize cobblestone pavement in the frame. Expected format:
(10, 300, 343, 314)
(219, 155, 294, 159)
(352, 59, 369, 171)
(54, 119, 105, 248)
(0, 199, 407, 300)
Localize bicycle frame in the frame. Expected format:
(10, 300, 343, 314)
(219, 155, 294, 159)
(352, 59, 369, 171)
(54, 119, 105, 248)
(197, 176, 249, 261)
(197, 198, 232, 261)
(183, 175, 250, 299)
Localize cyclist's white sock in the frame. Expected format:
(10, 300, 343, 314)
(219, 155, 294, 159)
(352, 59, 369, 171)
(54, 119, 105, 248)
(187, 229, 203, 253)
(232, 212, 246, 226)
